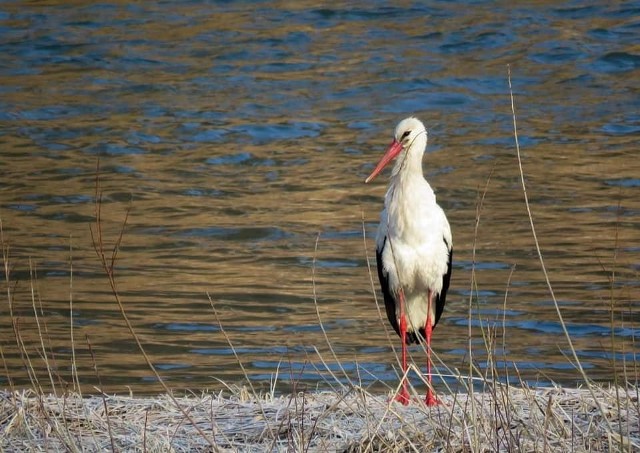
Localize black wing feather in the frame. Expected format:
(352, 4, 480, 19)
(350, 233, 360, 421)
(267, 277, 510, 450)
(433, 240, 452, 328)
(376, 237, 400, 338)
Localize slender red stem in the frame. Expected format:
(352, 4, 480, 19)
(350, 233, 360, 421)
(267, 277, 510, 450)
(425, 289, 439, 406)
(395, 288, 410, 405)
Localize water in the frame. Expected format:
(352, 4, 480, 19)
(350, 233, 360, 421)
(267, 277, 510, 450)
(1, 1, 639, 395)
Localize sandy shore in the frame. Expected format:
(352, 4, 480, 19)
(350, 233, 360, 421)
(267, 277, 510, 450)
(1, 385, 638, 452)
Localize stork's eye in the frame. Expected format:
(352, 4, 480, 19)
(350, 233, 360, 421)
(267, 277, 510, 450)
(401, 130, 411, 140)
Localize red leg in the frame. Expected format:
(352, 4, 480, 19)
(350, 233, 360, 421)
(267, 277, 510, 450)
(425, 290, 439, 406)
(395, 289, 410, 405)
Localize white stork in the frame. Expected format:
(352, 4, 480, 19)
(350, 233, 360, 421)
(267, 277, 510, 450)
(365, 117, 453, 406)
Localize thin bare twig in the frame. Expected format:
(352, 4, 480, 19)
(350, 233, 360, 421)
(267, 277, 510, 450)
(90, 160, 219, 451)
(507, 64, 614, 436)
(87, 335, 116, 453)
(311, 232, 350, 389)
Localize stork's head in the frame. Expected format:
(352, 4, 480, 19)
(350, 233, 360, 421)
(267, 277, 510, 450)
(365, 117, 427, 183)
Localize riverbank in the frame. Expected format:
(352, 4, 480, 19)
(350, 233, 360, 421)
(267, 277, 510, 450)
(2, 384, 637, 451)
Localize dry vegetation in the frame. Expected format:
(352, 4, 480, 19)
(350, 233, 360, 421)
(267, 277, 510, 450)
(2, 70, 639, 452)
(1, 384, 638, 451)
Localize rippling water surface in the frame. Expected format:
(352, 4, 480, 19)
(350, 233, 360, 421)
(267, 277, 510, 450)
(1, 1, 639, 394)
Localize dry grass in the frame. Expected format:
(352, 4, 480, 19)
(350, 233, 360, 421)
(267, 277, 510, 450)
(2, 69, 639, 452)
(1, 384, 638, 452)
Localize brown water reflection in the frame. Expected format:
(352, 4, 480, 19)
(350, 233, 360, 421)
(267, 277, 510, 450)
(1, 1, 639, 395)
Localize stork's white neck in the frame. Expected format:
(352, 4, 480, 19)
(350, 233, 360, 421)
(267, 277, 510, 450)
(389, 133, 427, 183)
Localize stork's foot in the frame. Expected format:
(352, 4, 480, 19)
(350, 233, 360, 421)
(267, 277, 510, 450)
(424, 389, 440, 406)
(393, 389, 411, 406)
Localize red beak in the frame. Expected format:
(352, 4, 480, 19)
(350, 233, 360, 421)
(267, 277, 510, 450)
(364, 139, 404, 183)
